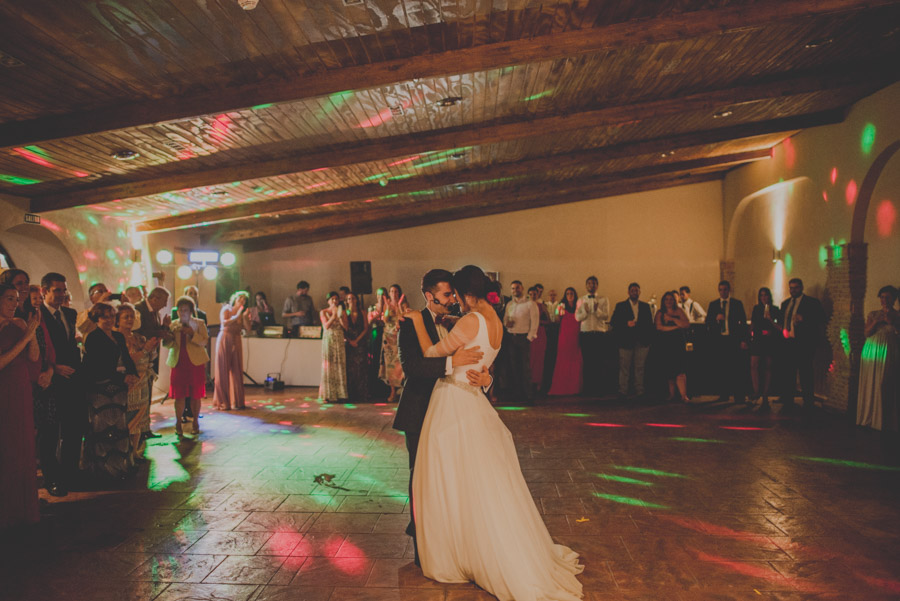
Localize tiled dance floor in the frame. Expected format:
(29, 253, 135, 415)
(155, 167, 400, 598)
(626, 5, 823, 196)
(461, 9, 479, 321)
(2, 391, 899, 601)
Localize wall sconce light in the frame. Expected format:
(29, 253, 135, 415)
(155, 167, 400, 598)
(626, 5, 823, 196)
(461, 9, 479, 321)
(773, 249, 783, 263)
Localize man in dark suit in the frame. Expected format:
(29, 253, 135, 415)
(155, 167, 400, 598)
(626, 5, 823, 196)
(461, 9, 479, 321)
(610, 282, 655, 399)
(135, 287, 174, 437)
(393, 269, 491, 565)
(780, 277, 825, 412)
(38, 272, 82, 496)
(705, 280, 749, 403)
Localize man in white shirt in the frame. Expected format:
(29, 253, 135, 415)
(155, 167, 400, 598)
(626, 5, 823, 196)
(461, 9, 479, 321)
(576, 276, 610, 397)
(503, 280, 539, 404)
(678, 286, 707, 324)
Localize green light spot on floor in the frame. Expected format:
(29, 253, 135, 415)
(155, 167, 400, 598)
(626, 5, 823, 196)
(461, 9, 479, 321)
(669, 437, 725, 443)
(612, 465, 687, 478)
(595, 473, 654, 486)
(593, 493, 668, 509)
(564, 413, 591, 417)
(145, 439, 190, 489)
(794, 456, 900, 471)
(496, 406, 529, 411)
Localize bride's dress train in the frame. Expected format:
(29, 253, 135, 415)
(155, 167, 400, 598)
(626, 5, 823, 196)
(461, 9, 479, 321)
(413, 312, 583, 601)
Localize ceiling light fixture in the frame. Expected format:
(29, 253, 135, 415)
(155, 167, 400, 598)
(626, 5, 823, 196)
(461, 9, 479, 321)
(436, 96, 463, 108)
(0, 50, 25, 68)
(450, 152, 466, 160)
(660, 150, 676, 158)
(237, 0, 259, 9)
(713, 110, 733, 119)
(111, 149, 140, 161)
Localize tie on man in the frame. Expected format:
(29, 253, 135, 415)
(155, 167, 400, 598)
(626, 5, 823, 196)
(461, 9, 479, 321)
(720, 299, 728, 334)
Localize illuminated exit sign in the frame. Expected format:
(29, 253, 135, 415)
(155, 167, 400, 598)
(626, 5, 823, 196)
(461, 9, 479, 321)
(24, 213, 41, 224)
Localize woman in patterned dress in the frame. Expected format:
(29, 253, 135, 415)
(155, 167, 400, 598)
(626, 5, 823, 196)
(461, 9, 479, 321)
(319, 291, 349, 402)
(379, 284, 409, 402)
(116, 303, 157, 460)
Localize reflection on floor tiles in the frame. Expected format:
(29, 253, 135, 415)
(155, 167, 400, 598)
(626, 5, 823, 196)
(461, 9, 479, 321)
(2, 389, 899, 601)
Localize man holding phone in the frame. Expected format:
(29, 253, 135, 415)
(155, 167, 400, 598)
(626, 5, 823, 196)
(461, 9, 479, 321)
(76, 282, 123, 337)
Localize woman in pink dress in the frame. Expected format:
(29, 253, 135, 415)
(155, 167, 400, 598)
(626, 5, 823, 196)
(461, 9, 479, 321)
(166, 296, 210, 435)
(215, 291, 251, 410)
(528, 286, 550, 389)
(549, 287, 583, 396)
(0, 282, 41, 530)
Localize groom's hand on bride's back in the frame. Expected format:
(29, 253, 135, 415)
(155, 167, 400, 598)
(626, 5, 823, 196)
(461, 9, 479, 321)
(466, 365, 493, 388)
(452, 345, 483, 367)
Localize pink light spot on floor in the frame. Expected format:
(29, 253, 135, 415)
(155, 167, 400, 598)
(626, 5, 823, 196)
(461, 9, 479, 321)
(586, 423, 627, 427)
(645, 423, 685, 428)
(719, 426, 770, 431)
(278, 421, 293, 426)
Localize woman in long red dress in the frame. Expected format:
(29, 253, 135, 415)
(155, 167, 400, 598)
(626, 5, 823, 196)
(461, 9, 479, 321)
(549, 287, 583, 396)
(0, 282, 41, 530)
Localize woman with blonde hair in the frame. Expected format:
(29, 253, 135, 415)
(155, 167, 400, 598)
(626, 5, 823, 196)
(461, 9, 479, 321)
(165, 296, 210, 435)
(215, 290, 251, 410)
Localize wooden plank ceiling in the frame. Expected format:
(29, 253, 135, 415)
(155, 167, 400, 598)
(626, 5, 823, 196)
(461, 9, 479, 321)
(1, 0, 899, 250)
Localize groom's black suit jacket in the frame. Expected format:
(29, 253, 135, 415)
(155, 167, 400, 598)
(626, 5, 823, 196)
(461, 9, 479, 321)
(393, 308, 445, 435)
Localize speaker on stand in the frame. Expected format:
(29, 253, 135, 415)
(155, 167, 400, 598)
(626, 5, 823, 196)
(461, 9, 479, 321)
(350, 261, 372, 306)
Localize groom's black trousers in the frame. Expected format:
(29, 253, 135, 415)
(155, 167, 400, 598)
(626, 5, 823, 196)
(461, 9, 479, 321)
(405, 431, 421, 561)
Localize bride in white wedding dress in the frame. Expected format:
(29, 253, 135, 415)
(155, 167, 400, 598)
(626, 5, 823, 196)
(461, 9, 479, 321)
(404, 265, 583, 601)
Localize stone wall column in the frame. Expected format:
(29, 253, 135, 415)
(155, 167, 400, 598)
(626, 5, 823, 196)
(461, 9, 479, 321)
(823, 242, 867, 413)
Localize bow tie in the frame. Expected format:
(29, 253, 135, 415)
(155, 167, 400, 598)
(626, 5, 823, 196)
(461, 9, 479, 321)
(587, 295, 595, 298)
(434, 314, 448, 327)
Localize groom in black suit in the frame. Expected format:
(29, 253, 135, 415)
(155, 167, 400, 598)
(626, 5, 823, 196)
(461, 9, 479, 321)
(38, 272, 83, 496)
(394, 268, 492, 566)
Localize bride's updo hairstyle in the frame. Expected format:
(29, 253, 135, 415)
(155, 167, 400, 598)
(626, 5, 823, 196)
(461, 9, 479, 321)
(452, 265, 491, 300)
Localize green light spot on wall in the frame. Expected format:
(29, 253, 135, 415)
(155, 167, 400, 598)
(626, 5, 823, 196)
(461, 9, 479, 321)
(612, 465, 687, 479)
(74, 231, 87, 242)
(596, 473, 654, 486)
(784, 252, 793, 274)
(669, 437, 725, 443)
(0, 174, 42, 185)
(593, 493, 668, 509)
(861, 123, 876, 155)
(818, 245, 829, 267)
(794, 455, 900, 472)
(87, 215, 99, 225)
(839, 328, 851, 356)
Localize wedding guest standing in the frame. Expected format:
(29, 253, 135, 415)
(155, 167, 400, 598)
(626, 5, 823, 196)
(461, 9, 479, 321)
(750, 287, 783, 412)
(0, 283, 41, 529)
(320, 291, 349, 402)
(38, 273, 82, 496)
(0, 268, 30, 318)
(282, 280, 316, 336)
(380, 284, 408, 402)
(249, 291, 275, 334)
(654, 291, 690, 402)
(166, 296, 210, 435)
(345, 291, 370, 403)
(368, 287, 388, 396)
(611, 283, 654, 399)
(83, 302, 137, 479)
(135, 286, 173, 437)
(857, 285, 900, 431)
(705, 280, 749, 404)
(25, 285, 58, 471)
(116, 303, 157, 460)
(549, 287, 583, 396)
(678, 286, 708, 324)
(215, 291, 251, 410)
(502, 280, 539, 404)
(576, 276, 610, 397)
(779, 278, 825, 413)
(542, 289, 561, 393)
(170, 285, 207, 323)
(528, 286, 550, 394)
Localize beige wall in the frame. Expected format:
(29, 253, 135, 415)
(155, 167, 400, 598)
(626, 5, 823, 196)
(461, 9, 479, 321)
(723, 81, 900, 313)
(240, 181, 725, 313)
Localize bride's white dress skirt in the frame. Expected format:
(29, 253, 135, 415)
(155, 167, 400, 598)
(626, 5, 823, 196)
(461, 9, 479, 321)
(413, 377, 584, 601)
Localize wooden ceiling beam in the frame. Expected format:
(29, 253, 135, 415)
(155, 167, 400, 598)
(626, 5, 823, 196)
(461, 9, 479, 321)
(139, 146, 771, 233)
(239, 172, 722, 252)
(2, 0, 889, 149)
(211, 150, 770, 241)
(35, 99, 844, 213)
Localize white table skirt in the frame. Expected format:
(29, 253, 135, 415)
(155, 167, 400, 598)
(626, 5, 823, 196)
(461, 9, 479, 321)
(155, 336, 322, 397)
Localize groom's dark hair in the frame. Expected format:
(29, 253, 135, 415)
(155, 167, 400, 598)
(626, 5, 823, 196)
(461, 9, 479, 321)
(422, 269, 453, 295)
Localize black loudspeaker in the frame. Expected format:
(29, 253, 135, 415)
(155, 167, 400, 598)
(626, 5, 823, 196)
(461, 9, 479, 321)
(215, 267, 240, 303)
(350, 261, 372, 294)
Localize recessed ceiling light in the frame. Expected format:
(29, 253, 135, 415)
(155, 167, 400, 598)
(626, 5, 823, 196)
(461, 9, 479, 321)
(455, 183, 466, 190)
(111, 149, 140, 161)
(713, 110, 733, 119)
(389, 106, 403, 116)
(436, 96, 463, 108)
(660, 150, 676, 158)
(804, 38, 833, 49)
(450, 152, 466, 160)
(0, 50, 24, 68)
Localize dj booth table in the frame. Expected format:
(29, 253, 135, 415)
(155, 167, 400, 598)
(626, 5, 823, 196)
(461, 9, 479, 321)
(156, 335, 322, 394)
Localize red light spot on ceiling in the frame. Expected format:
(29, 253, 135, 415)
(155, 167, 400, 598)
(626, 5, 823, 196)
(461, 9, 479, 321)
(845, 180, 858, 205)
(876, 200, 896, 237)
(83, 251, 97, 260)
(830, 167, 838, 185)
(644, 423, 685, 428)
